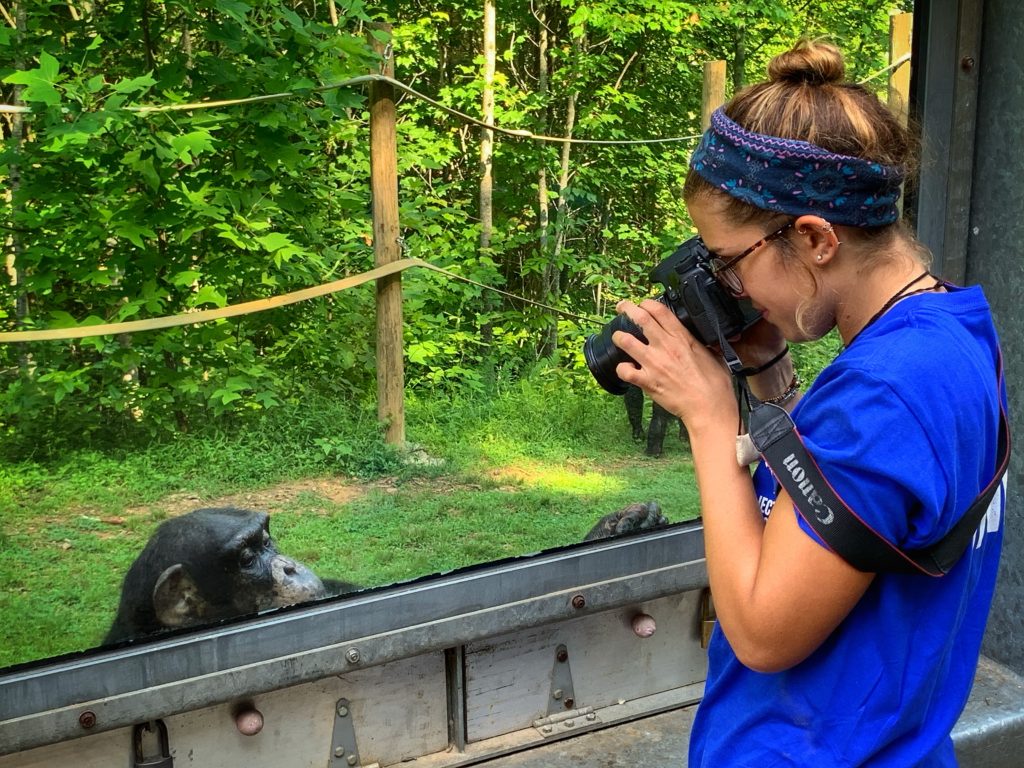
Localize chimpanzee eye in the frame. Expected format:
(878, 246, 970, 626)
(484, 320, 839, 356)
(239, 549, 256, 568)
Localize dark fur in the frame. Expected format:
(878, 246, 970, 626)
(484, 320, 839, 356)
(624, 384, 689, 457)
(104, 508, 357, 643)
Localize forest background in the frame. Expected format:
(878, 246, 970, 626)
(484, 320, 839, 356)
(0, 0, 911, 448)
(0, 0, 915, 664)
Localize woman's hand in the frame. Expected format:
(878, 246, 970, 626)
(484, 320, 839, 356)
(611, 298, 738, 437)
(729, 318, 788, 372)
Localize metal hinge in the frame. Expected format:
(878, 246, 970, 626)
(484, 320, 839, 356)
(533, 705, 600, 736)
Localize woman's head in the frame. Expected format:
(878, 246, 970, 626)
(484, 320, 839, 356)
(685, 40, 916, 230)
(684, 40, 926, 340)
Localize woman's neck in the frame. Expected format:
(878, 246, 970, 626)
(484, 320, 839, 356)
(833, 256, 934, 345)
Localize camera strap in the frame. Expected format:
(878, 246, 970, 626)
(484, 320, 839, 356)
(738, 355, 1010, 576)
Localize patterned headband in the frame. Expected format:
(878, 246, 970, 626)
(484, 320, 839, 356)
(689, 108, 905, 227)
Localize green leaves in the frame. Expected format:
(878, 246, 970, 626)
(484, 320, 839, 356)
(3, 51, 63, 106)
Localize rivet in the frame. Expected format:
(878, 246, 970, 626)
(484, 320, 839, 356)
(571, 594, 586, 610)
(78, 710, 97, 729)
(961, 56, 976, 71)
(337, 704, 350, 718)
(347, 755, 358, 766)
(345, 647, 361, 664)
(564, 698, 575, 708)
(556, 648, 569, 663)
(552, 689, 562, 700)
(335, 746, 345, 758)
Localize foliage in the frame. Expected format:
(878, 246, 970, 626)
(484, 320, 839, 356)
(1, 0, 910, 441)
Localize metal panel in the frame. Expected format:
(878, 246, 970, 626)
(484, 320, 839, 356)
(0, 654, 449, 768)
(909, 0, 984, 282)
(0, 522, 708, 755)
(965, 0, 1024, 676)
(464, 592, 706, 741)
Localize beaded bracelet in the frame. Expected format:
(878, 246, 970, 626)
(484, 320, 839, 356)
(762, 372, 801, 406)
(736, 345, 790, 377)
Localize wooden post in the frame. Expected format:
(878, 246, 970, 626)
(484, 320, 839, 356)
(702, 60, 727, 130)
(369, 24, 405, 446)
(888, 12, 913, 126)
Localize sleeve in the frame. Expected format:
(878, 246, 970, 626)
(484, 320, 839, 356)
(790, 367, 951, 551)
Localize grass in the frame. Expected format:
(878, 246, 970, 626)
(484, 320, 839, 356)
(0, 373, 700, 669)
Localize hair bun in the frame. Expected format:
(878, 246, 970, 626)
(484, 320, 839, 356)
(767, 40, 846, 85)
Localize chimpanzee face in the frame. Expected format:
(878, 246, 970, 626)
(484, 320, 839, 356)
(105, 508, 331, 643)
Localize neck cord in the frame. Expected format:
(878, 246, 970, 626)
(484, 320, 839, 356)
(847, 270, 941, 347)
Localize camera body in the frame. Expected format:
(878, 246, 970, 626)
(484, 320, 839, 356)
(583, 236, 762, 395)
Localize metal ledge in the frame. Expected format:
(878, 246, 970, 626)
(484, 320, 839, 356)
(0, 521, 708, 756)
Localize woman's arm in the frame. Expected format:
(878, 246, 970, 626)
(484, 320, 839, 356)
(613, 298, 873, 672)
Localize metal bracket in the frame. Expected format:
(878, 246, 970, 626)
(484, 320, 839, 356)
(700, 588, 717, 649)
(546, 644, 577, 717)
(132, 719, 173, 767)
(328, 698, 363, 768)
(533, 705, 599, 737)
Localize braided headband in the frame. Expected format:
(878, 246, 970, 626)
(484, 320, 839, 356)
(689, 108, 905, 227)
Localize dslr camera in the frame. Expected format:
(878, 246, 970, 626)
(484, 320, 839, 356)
(583, 236, 761, 395)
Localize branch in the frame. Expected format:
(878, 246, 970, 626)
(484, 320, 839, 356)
(0, 3, 15, 28)
(613, 51, 639, 91)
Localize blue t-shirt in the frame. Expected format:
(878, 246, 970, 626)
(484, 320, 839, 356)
(689, 285, 1006, 767)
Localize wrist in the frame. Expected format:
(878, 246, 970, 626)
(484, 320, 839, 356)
(746, 356, 795, 402)
(737, 345, 790, 377)
(760, 372, 801, 406)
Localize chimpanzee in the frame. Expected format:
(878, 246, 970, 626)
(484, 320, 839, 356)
(104, 507, 357, 644)
(582, 501, 668, 541)
(624, 384, 689, 458)
(105, 503, 669, 644)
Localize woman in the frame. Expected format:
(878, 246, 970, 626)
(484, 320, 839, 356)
(613, 41, 1006, 766)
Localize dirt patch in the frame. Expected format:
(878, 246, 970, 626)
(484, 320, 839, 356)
(121, 477, 373, 519)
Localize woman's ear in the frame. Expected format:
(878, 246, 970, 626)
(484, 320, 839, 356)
(793, 215, 842, 264)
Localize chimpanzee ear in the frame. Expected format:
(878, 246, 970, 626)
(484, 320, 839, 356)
(153, 564, 208, 628)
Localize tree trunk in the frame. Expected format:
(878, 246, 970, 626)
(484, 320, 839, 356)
(479, 0, 495, 251)
(536, 3, 556, 358)
(5, 0, 29, 373)
(732, 23, 747, 91)
(478, 0, 498, 389)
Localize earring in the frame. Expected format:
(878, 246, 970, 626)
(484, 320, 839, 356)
(816, 253, 824, 261)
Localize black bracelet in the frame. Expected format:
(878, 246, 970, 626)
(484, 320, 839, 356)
(737, 345, 790, 377)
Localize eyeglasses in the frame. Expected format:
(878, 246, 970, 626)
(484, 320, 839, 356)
(706, 221, 795, 297)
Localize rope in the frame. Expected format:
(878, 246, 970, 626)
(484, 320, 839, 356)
(0, 257, 603, 343)
(857, 53, 912, 85)
(1, 73, 703, 147)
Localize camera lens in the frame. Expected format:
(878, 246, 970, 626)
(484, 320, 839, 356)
(584, 297, 678, 395)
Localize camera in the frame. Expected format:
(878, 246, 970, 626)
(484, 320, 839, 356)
(583, 236, 762, 395)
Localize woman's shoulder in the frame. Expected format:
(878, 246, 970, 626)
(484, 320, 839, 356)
(828, 286, 1000, 396)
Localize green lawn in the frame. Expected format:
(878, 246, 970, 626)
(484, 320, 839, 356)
(0, 379, 700, 669)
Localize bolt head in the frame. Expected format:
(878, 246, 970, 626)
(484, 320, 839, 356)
(345, 648, 361, 664)
(335, 746, 345, 757)
(571, 595, 586, 609)
(78, 711, 97, 729)
(347, 755, 358, 766)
